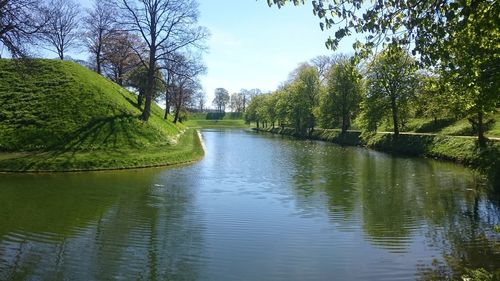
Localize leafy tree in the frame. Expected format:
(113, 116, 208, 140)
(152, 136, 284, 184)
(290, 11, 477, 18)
(293, 65, 321, 135)
(213, 88, 230, 113)
(363, 45, 417, 137)
(40, 0, 81, 60)
(126, 66, 164, 108)
(267, 0, 499, 144)
(439, 4, 500, 146)
(317, 57, 362, 133)
(414, 73, 455, 126)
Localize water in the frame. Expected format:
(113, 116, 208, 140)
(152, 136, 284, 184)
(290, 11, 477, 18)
(0, 129, 499, 281)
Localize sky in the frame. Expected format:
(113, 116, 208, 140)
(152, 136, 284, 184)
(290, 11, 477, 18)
(70, 0, 358, 106)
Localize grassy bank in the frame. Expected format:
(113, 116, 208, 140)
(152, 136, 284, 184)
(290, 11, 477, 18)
(259, 127, 500, 186)
(0, 59, 204, 171)
(0, 129, 204, 172)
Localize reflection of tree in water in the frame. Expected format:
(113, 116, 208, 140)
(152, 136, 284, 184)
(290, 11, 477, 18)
(417, 191, 500, 280)
(0, 169, 205, 281)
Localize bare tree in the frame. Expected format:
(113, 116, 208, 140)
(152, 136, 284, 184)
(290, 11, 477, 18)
(84, 0, 116, 74)
(164, 52, 206, 123)
(193, 91, 206, 112)
(0, 0, 48, 57)
(311, 55, 340, 83)
(213, 88, 230, 113)
(117, 0, 208, 122)
(40, 0, 81, 60)
(230, 92, 244, 113)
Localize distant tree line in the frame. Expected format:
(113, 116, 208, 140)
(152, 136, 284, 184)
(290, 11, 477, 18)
(0, 0, 209, 124)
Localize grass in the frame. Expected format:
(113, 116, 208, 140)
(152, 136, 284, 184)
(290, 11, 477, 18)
(379, 112, 500, 138)
(0, 59, 203, 171)
(0, 129, 203, 172)
(183, 119, 249, 128)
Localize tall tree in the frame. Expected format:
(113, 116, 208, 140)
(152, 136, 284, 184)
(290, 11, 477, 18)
(0, 0, 48, 57)
(213, 88, 230, 113)
(364, 45, 417, 137)
(117, 0, 208, 122)
(318, 57, 363, 134)
(288, 65, 321, 136)
(40, 0, 81, 60)
(84, 0, 116, 74)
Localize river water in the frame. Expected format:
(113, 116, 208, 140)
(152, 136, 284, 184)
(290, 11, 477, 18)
(0, 129, 499, 280)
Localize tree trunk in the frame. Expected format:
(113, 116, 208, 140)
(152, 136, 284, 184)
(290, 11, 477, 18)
(256, 121, 260, 129)
(391, 95, 399, 138)
(138, 91, 144, 107)
(164, 94, 170, 119)
(477, 110, 486, 147)
(173, 90, 184, 124)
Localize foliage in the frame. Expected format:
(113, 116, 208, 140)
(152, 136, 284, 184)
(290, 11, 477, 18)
(360, 45, 417, 136)
(317, 57, 363, 133)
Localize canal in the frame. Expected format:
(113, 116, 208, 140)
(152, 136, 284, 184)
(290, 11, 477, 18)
(0, 129, 499, 280)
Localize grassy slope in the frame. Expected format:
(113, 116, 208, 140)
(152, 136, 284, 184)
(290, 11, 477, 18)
(376, 112, 500, 137)
(0, 59, 203, 171)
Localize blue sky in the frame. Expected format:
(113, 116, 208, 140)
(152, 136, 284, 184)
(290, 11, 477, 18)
(74, 0, 357, 105)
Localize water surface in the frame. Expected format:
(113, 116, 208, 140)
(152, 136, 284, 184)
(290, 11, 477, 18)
(0, 129, 499, 280)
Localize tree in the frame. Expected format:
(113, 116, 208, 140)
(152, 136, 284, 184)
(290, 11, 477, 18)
(117, 0, 208, 122)
(126, 65, 164, 107)
(213, 88, 230, 113)
(102, 30, 142, 86)
(40, 0, 81, 60)
(230, 92, 244, 113)
(439, 4, 500, 146)
(165, 53, 206, 123)
(318, 57, 363, 134)
(84, 0, 116, 74)
(193, 91, 206, 112)
(268, 0, 499, 145)
(363, 45, 417, 137)
(0, 0, 48, 57)
(310, 55, 338, 83)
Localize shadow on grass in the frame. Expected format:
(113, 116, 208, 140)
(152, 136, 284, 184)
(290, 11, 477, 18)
(415, 118, 456, 133)
(49, 114, 143, 152)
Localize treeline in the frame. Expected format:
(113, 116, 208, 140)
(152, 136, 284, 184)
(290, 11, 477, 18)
(0, 0, 208, 123)
(245, 46, 499, 146)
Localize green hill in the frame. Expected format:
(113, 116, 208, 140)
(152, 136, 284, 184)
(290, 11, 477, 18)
(0, 59, 203, 171)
